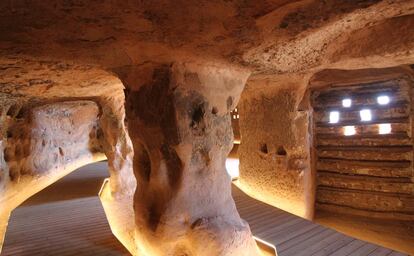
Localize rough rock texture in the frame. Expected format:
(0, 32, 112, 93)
(237, 74, 314, 219)
(236, 66, 414, 222)
(119, 61, 258, 256)
(0, 60, 132, 253)
(5, 101, 101, 182)
(0, 1, 413, 74)
(0, 100, 106, 250)
(247, 1, 414, 73)
(0, 56, 135, 195)
(1, 0, 414, 255)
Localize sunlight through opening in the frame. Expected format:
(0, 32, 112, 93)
(379, 123, 392, 134)
(344, 126, 356, 136)
(377, 95, 390, 105)
(360, 109, 372, 122)
(342, 98, 352, 108)
(329, 111, 340, 123)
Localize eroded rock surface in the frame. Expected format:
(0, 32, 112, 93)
(0, 61, 133, 253)
(0, 1, 413, 74)
(119, 61, 258, 256)
(238, 75, 313, 219)
(1, 0, 414, 255)
(0, 100, 106, 250)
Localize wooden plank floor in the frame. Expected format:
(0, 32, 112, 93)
(232, 185, 407, 256)
(1, 162, 130, 256)
(2, 197, 130, 256)
(2, 162, 407, 255)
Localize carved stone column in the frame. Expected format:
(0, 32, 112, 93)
(124, 61, 259, 256)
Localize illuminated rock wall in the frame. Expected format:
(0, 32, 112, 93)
(118, 61, 259, 256)
(237, 75, 314, 219)
(0, 100, 106, 252)
(237, 67, 414, 222)
(1, 1, 414, 254)
(0, 61, 128, 254)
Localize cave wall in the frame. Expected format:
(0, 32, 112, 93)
(0, 62, 130, 253)
(310, 67, 414, 221)
(0, 99, 105, 203)
(237, 67, 414, 221)
(0, 1, 414, 254)
(0, 100, 107, 252)
(237, 75, 314, 219)
(5, 101, 102, 180)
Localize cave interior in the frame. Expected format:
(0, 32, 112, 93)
(0, 1, 414, 255)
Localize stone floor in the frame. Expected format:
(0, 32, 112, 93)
(2, 162, 407, 256)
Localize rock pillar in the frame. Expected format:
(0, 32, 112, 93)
(124, 62, 259, 256)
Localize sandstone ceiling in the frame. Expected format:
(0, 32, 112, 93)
(0, 0, 413, 84)
(1, 2, 414, 255)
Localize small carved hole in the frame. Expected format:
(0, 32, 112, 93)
(260, 143, 268, 154)
(211, 107, 218, 115)
(277, 146, 287, 156)
(59, 147, 64, 156)
(192, 105, 204, 124)
(15, 109, 24, 119)
(6, 107, 15, 117)
(137, 145, 151, 182)
(226, 96, 233, 110)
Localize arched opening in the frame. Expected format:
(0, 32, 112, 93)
(2, 162, 129, 256)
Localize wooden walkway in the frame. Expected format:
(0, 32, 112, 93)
(1, 162, 407, 255)
(1, 162, 129, 256)
(232, 186, 407, 256)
